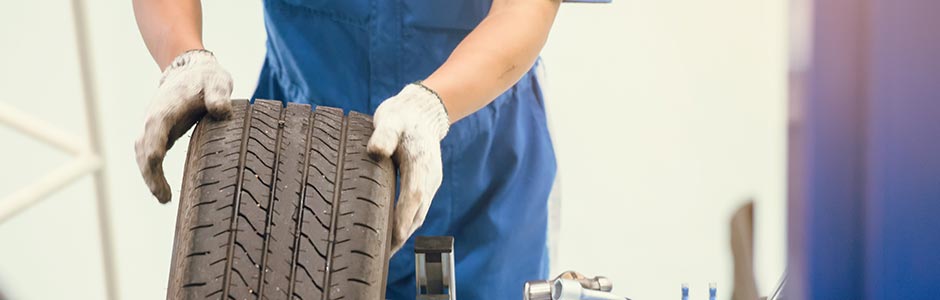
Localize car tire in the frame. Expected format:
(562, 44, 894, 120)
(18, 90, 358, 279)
(166, 99, 396, 300)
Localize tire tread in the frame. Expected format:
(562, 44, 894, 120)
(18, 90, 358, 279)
(168, 100, 394, 300)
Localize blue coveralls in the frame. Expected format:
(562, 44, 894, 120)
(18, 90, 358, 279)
(253, 1, 556, 299)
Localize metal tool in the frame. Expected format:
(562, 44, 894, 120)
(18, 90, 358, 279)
(412, 240, 633, 300)
(415, 236, 456, 300)
(525, 271, 629, 300)
(552, 279, 630, 300)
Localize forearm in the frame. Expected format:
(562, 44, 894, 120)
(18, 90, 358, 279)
(133, 0, 205, 70)
(422, 0, 561, 123)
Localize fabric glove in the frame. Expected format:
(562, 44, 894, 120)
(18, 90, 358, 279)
(367, 83, 451, 254)
(135, 49, 233, 203)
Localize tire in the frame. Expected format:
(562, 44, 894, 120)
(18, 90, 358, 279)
(167, 99, 396, 300)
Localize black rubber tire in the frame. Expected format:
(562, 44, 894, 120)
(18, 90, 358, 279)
(167, 99, 396, 300)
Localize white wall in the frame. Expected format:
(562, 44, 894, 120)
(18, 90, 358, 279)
(0, 1, 785, 300)
(542, 2, 786, 299)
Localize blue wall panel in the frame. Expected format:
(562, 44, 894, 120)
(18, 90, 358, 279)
(793, 0, 940, 299)
(865, 0, 940, 298)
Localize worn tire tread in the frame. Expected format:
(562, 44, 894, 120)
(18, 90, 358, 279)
(168, 100, 395, 300)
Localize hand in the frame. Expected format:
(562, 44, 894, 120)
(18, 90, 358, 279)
(367, 83, 451, 254)
(135, 49, 233, 203)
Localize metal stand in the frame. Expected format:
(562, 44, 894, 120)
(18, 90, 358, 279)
(0, 0, 118, 299)
(415, 236, 456, 300)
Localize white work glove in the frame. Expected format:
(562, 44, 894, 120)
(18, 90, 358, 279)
(135, 49, 233, 203)
(367, 83, 451, 254)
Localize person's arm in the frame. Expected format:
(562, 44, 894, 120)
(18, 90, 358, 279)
(424, 0, 562, 123)
(133, 0, 205, 70)
(132, 0, 233, 204)
(368, 0, 563, 253)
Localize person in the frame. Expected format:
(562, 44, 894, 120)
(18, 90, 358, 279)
(133, 0, 561, 298)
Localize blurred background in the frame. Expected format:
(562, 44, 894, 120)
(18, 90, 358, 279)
(3, 0, 935, 299)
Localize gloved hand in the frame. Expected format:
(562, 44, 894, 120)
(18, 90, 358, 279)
(135, 49, 233, 203)
(367, 83, 451, 254)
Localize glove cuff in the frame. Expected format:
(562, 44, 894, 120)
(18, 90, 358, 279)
(160, 49, 217, 86)
(401, 83, 451, 140)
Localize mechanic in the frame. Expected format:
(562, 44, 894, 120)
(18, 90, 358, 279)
(133, 0, 560, 298)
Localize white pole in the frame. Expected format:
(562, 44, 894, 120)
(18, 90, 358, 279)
(0, 102, 87, 155)
(70, 0, 120, 299)
(0, 155, 101, 222)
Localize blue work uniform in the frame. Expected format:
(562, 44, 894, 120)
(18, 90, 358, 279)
(253, 1, 556, 299)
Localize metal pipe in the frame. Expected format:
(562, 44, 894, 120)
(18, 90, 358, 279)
(0, 102, 87, 155)
(552, 279, 629, 300)
(0, 155, 101, 222)
(69, 0, 120, 299)
(525, 272, 615, 300)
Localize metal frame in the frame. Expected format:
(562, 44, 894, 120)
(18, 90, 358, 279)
(0, 0, 118, 299)
(415, 236, 456, 300)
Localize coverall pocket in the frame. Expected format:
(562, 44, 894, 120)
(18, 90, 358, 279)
(402, 0, 490, 30)
(271, 0, 372, 23)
